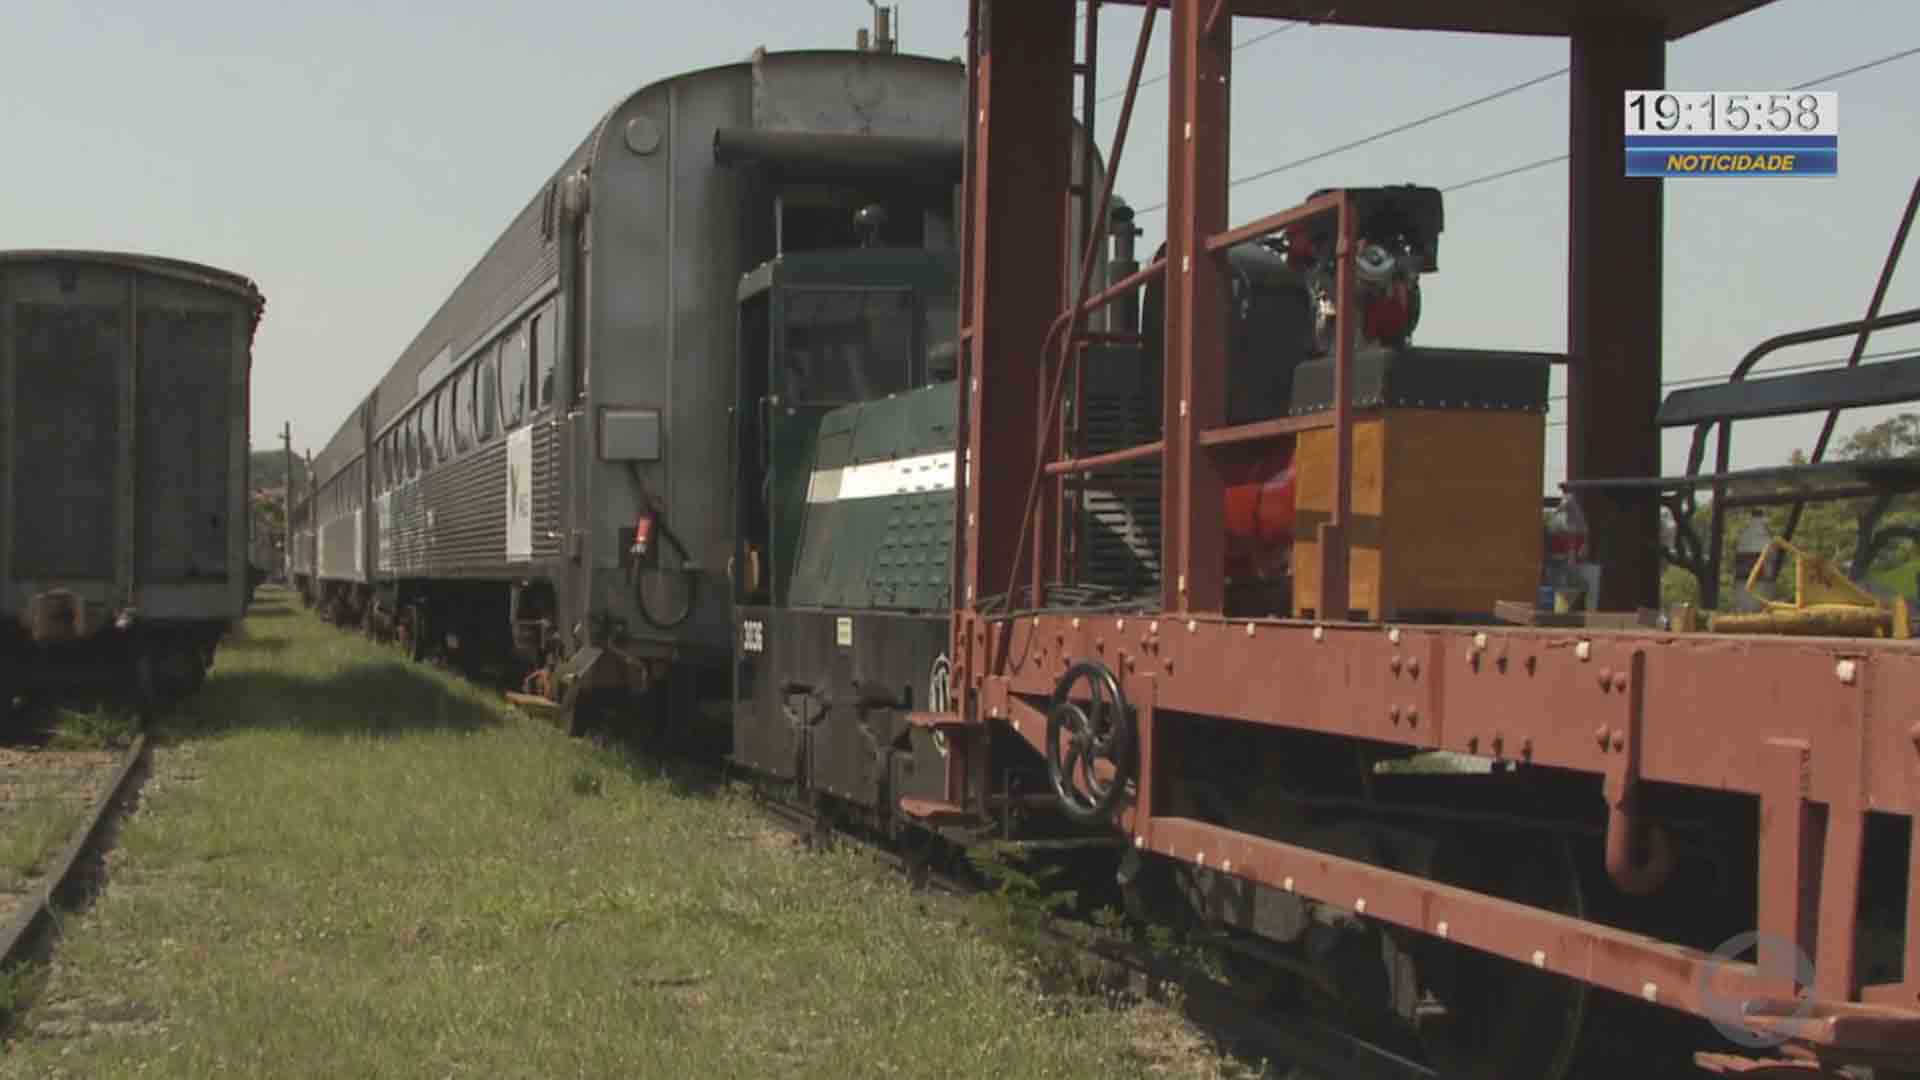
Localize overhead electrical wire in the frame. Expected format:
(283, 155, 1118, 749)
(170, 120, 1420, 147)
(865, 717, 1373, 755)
(1126, 67, 1569, 215)
(1093, 21, 1305, 105)
(1119, 42, 1920, 214)
(1445, 43, 1920, 197)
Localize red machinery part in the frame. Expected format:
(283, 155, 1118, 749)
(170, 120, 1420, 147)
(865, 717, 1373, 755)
(1223, 453, 1297, 551)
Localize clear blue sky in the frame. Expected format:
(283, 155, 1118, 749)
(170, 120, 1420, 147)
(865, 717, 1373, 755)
(3, 1, 1915, 487)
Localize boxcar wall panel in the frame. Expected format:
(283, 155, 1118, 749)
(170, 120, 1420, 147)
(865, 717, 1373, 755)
(0, 271, 9, 593)
(6, 263, 124, 584)
(134, 275, 236, 586)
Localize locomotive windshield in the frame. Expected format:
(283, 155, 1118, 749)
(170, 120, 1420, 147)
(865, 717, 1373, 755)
(923, 295, 958, 383)
(779, 287, 918, 406)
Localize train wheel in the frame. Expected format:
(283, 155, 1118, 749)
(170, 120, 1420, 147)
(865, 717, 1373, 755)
(567, 687, 620, 740)
(399, 603, 429, 663)
(1409, 830, 1588, 1080)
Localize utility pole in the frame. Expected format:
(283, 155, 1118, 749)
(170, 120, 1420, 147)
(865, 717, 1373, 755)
(281, 421, 294, 582)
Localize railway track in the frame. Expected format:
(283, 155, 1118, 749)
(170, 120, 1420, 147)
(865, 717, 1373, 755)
(0, 730, 150, 991)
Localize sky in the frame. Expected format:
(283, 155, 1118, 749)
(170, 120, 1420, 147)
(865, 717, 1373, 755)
(3, 1, 1916, 489)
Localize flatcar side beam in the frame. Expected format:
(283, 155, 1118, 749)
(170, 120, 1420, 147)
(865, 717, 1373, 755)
(982, 611, 1920, 1054)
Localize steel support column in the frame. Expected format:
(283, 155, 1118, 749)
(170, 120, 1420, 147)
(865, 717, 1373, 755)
(1568, 18, 1665, 611)
(956, 0, 1075, 680)
(1161, 0, 1231, 614)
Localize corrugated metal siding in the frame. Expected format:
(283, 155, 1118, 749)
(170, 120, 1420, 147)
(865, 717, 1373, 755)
(533, 420, 562, 560)
(425, 438, 509, 573)
(136, 306, 233, 582)
(376, 419, 561, 579)
(11, 300, 120, 579)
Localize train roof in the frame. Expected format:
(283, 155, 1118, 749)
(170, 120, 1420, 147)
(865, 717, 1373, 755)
(1110, 0, 1779, 38)
(313, 47, 963, 486)
(0, 249, 265, 315)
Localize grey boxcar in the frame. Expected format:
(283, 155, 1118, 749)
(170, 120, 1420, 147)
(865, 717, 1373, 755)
(0, 250, 264, 707)
(302, 38, 1102, 729)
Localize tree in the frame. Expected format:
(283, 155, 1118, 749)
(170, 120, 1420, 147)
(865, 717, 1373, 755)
(249, 449, 308, 493)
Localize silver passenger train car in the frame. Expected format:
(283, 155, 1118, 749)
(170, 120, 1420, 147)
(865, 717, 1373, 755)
(1, 250, 264, 710)
(292, 33, 1103, 728)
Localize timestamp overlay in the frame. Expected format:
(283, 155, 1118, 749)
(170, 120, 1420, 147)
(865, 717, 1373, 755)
(1625, 91, 1837, 178)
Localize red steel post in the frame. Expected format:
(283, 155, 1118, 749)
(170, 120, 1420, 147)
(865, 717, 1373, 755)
(1161, 0, 1231, 614)
(955, 0, 1076, 698)
(1567, 18, 1665, 611)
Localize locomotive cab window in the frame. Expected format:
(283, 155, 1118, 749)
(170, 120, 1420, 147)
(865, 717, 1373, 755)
(924, 295, 958, 383)
(779, 288, 916, 406)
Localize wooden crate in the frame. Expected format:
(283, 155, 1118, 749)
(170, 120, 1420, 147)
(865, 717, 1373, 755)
(1292, 408, 1545, 621)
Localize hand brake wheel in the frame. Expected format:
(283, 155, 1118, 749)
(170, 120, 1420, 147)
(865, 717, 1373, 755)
(1044, 659, 1133, 825)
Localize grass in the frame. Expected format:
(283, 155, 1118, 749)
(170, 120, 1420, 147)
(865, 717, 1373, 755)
(0, 800, 77, 886)
(0, 590, 1219, 1078)
(42, 704, 139, 751)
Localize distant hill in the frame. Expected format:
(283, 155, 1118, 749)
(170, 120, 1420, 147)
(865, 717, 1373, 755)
(250, 449, 310, 493)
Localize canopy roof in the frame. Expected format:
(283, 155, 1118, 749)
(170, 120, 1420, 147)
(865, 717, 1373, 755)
(1098, 0, 1777, 39)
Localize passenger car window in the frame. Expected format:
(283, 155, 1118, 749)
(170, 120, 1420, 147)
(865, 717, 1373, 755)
(478, 346, 500, 442)
(534, 307, 557, 409)
(501, 326, 530, 427)
(417, 409, 434, 472)
(453, 366, 474, 453)
(436, 386, 453, 461)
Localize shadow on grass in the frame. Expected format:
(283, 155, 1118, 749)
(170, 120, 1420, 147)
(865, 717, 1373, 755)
(194, 583, 733, 801)
(162, 661, 505, 741)
(216, 625, 292, 656)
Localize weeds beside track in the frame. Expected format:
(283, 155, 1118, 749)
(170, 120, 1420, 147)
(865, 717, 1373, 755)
(0, 590, 1258, 1078)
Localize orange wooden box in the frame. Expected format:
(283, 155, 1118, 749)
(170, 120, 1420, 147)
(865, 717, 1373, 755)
(1291, 407, 1545, 622)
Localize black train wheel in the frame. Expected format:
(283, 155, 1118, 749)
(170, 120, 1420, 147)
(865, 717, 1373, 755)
(398, 603, 429, 663)
(1409, 829, 1588, 1080)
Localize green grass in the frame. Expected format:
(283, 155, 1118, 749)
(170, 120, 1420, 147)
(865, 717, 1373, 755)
(42, 704, 140, 750)
(0, 590, 1219, 1078)
(0, 800, 77, 885)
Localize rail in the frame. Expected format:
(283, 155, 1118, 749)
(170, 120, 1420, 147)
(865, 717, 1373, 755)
(0, 735, 150, 978)
(1569, 305, 1920, 609)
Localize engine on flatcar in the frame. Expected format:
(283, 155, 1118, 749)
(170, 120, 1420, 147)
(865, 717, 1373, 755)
(723, 187, 1464, 829)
